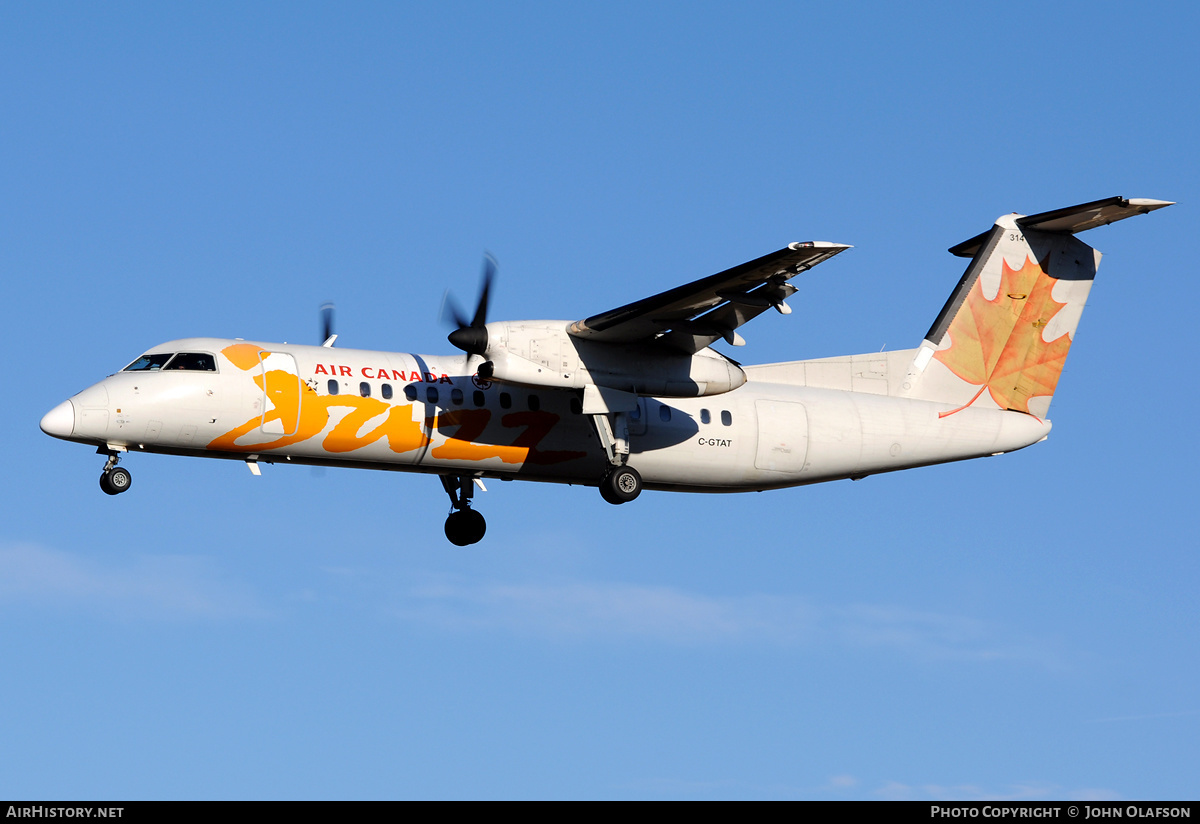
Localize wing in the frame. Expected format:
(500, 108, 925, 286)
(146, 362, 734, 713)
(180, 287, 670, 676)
(566, 241, 851, 354)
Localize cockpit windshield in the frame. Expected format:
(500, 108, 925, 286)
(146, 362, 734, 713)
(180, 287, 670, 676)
(123, 353, 174, 371)
(163, 353, 217, 371)
(122, 352, 218, 372)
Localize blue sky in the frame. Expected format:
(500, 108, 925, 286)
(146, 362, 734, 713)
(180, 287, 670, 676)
(3, 1, 1197, 800)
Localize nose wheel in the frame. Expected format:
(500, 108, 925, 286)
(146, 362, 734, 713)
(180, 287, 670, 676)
(445, 508, 486, 546)
(440, 474, 487, 546)
(99, 451, 132, 496)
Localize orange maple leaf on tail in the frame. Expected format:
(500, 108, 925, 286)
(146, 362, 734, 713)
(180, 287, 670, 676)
(934, 256, 1073, 416)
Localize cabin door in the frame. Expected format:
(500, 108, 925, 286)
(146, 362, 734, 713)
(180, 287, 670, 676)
(753, 400, 809, 473)
(258, 351, 302, 437)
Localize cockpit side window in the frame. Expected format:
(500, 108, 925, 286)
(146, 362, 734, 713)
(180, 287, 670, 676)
(163, 353, 217, 372)
(123, 353, 175, 372)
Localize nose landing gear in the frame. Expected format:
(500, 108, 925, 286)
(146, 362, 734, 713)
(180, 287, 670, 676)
(98, 451, 132, 496)
(445, 508, 486, 546)
(440, 474, 486, 546)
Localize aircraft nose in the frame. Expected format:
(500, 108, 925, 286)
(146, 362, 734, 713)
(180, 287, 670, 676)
(40, 400, 75, 439)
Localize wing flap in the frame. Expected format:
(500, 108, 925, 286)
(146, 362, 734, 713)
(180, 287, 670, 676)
(568, 241, 850, 353)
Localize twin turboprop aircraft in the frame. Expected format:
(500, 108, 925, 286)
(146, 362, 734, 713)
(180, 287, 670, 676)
(41, 196, 1171, 545)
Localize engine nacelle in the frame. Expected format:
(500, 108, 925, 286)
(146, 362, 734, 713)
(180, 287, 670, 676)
(479, 321, 745, 397)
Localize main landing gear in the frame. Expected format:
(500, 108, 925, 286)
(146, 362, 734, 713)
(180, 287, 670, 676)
(441, 474, 486, 546)
(98, 450, 132, 496)
(590, 411, 642, 505)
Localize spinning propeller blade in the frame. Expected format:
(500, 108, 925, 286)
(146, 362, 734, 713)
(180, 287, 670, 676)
(445, 254, 496, 356)
(320, 302, 337, 347)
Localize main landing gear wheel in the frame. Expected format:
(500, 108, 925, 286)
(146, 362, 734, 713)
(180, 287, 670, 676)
(599, 465, 641, 504)
(444, 508, 487, 546)
(100, 466, 132, 496)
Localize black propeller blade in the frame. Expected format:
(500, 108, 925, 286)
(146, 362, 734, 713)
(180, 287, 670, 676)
(320, 302, 336, 346)
(445, 254, 496, 356)
(441, 293, 470, 330)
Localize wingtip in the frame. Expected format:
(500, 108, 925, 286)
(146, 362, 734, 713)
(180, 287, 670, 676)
(1127, 198, 1175, 210)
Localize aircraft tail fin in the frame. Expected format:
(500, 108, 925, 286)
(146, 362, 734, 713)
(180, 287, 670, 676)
(899, 197, 1171, 418)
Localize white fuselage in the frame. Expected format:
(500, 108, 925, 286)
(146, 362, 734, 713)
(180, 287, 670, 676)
(43, 336, 1052, 493)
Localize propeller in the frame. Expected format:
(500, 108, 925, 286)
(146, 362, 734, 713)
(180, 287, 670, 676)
(320, 302, 337, 347)
(444, 253, 496, 356)
(312, 301, 337, 477)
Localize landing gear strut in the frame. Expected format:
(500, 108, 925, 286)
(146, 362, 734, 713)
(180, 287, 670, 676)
(98, 450, 132, 496)
(440, 474, 486, 546)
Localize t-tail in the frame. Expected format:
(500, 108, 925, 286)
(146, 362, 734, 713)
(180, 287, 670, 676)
(900, 196, 1172, 419)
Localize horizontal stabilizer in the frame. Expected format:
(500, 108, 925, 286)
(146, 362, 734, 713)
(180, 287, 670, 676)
(949, 196, 1174, 258)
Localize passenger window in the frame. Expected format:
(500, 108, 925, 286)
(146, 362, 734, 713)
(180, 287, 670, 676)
(404, 384, 418, 402)
(382, 384, 393, 400)
(528, 395, 540, 411)
(359, 382, 371, 398)
(123, 353, 174, 372)
(721, 410, 732, 426)
(328, 380, 339, 395)
(700, 409, 711, 424)
(659, 405, 671, 422)
(451, 388, 464, 405)
(163, 353, 216, 371)
(500, 392, 512, 409)
(473, 390, 485, 407)
(426, 387, 439, 404)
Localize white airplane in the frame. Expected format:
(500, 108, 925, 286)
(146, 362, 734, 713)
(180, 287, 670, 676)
(41, 196, 1171, 545)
